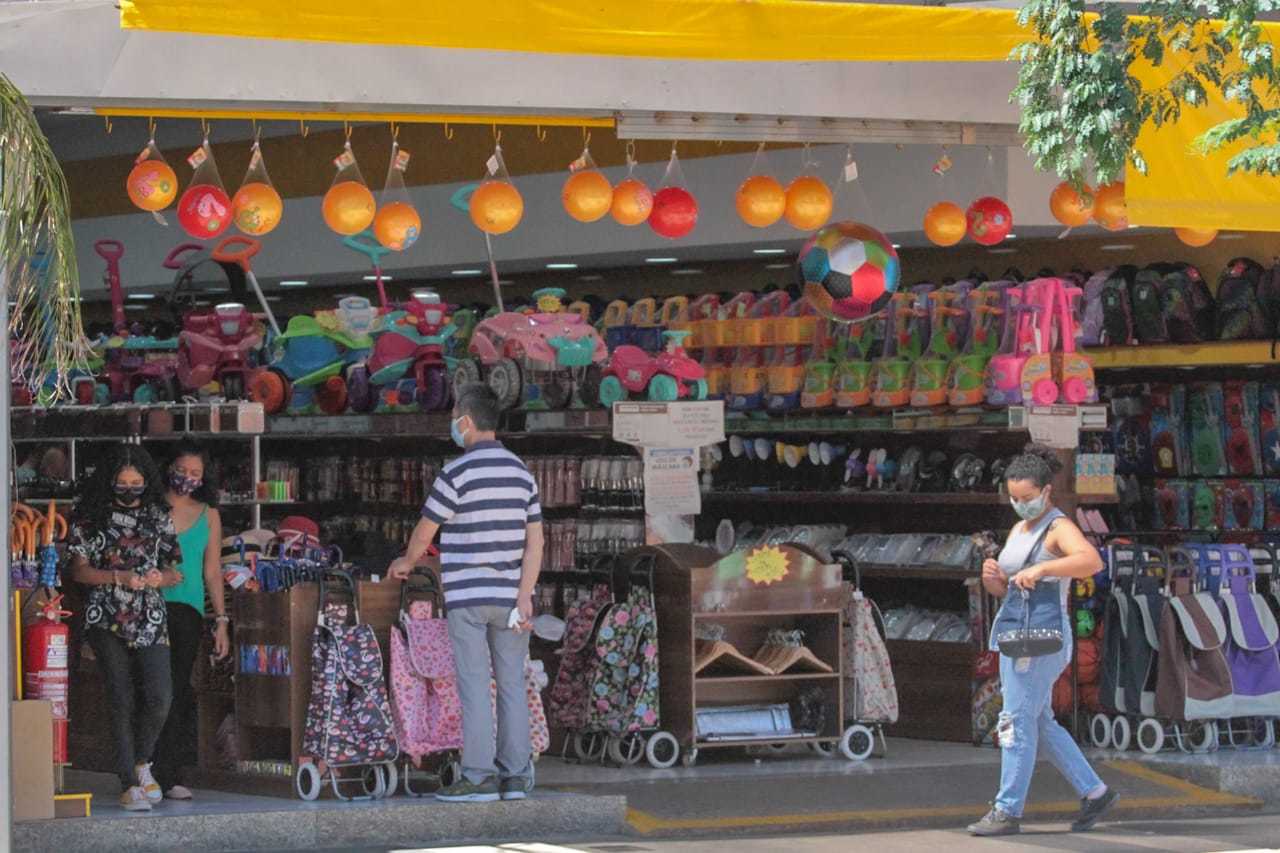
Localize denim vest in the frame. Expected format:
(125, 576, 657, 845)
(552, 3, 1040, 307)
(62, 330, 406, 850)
(989, 508, 1069, 653)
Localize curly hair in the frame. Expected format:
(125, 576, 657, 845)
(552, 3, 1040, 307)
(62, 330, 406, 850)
(1004, 442, 1064, 489)
(74, 442, 167, 529)
(167, 436, 220, 508)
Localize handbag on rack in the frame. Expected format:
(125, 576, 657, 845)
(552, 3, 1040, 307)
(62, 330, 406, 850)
(993, 524, 1064, 658)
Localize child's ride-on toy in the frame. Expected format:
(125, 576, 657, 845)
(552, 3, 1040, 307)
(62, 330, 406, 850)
(595, 330, 708, 405)
(948, 285, 1009, 407)
(909, 284, 972, 408)
(354, 290, 455, 413)
(250, 298, 376, 415)
(455, 288, 607, 411)
(94, 239, 181, 403)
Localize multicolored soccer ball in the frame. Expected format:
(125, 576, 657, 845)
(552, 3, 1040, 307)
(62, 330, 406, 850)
(796, 221, 900, 321)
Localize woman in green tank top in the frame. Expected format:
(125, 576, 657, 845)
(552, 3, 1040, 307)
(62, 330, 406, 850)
(153, 439, 228, 800)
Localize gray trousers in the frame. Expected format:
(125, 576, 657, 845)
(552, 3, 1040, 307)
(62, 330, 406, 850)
(447, 605, 532, 783)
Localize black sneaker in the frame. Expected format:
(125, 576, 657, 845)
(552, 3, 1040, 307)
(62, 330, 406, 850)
(499, 776, 533, 801)
(967, 806, 1021, 837)
(1071, 788, 1118, 832)
(435, 776, 500, 803)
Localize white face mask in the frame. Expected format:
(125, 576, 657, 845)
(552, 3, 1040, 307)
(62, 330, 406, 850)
(1010, 488, 1049, 521)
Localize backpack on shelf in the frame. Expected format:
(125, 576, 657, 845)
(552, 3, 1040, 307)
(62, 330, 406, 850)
(1259, 261, 1280, 348)
(1215, 257, 1267, 341)
(1130, 267, 1169, 343)
(1079, 268, 1115, 347)
(1096, 266, 1137, 346)
(1156, 263, 1215, 343)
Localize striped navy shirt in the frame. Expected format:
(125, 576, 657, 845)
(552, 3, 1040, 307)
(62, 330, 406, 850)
(421, 440, 542, 609)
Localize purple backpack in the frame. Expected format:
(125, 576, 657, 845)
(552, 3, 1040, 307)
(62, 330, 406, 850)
(1079, 268, 1115, 346)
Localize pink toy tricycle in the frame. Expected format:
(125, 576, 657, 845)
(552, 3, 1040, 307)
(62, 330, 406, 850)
(594, 330, 708, 405)
(93, 239, 182, 403)
(454, 288, 608, 411)
(165, 238, 267, 400)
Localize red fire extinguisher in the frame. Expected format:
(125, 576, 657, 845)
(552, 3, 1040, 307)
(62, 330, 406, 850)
(24, 595, 72, 764)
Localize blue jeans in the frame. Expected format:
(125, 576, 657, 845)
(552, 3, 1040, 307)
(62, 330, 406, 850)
(995, 647, 1103, 818)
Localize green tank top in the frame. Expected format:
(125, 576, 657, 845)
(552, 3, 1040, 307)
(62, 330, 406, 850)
(165, 506, 209, 612)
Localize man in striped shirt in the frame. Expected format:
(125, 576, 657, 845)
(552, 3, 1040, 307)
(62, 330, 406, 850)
(389, 383, 543, 803)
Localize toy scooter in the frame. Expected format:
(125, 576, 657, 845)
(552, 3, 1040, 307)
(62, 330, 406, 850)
(596, 330, 708, 405)
(766, 298, 819, 413)
(984, 288, 1039, 407)
(948, 285, 1009, 407)
(910, 284, 972, 408)
(871, 289, 931, 409)
(729, 291, 789, 412)
(1019, 278, 1096, 405)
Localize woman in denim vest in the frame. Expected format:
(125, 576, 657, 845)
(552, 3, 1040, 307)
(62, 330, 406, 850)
(968, 444, 1114, 837)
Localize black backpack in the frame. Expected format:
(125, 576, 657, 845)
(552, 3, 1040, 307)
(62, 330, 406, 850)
(1154, 262, 1215, 343)
(1100, 265, 1138, 346)
(1130, 267, 1169, 343)
(1215, 257, 1267, 340)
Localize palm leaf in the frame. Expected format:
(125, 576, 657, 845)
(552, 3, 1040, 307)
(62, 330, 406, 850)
(1, 73, 90, 401)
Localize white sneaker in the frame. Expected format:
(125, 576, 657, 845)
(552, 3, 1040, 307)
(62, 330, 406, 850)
(135, 763, 163, 803)
(119, 786, 153, 812)
(164, 785, 193, 801)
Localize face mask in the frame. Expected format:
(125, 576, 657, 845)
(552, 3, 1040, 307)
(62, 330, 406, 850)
(450, 416, 469, 449)
(113, 484, 146, 503)
(169, 471, 202, 496)
(1010, 489, 1049, 521)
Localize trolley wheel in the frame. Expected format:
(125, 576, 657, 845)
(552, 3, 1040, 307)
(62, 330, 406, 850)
(1089, 713, 1112, 749)
(1111, 716, 1132, 752)
(680, 748, 699, 768)
(571, 731, 607, 763)
(361, 764, 387, 799)
(1253, 717, 1277, 749)
(644, 731, 680, 770)
(1136, 718, 1165, 755)
(809, 741, 836, 759)
(840, 724, 876, 762)
(295, 763, 322, 801)
(607, 732, 646, 767)
(1177, 720, 1217, 753)
(380, 762, 398, 799)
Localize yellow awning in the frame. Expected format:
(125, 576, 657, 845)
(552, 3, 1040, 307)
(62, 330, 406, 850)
(119, 0, 1024, 62)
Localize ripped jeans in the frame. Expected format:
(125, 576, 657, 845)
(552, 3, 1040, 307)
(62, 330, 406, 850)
(995, 647, 1102, 818)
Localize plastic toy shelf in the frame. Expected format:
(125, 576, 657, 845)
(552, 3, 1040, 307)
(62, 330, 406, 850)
(703, 490, 1011, 506)
(1087, 341, 1280, 370)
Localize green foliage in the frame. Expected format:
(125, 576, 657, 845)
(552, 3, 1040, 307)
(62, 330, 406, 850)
(1013, 1, 1280, 184)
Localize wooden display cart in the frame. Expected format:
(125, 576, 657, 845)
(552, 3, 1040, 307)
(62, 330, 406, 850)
(648, 543, 861, 766)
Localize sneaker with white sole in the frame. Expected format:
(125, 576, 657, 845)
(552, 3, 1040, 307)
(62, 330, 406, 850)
(119, 786, 153, 812)
(499, 776, 533, 801)
(135, 762, 163, 803)
(164, 785, 194, 801)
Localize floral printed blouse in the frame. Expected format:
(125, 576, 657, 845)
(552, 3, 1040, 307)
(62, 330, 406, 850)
(68, 505, 181, 648)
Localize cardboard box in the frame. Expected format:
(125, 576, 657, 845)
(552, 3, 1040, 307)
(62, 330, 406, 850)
(11, 699, 55, 821)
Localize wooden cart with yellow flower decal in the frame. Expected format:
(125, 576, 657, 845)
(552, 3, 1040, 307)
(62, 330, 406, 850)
(646, 542, 862, 766)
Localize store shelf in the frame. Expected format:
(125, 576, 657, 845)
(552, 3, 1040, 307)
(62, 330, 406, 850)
(695, 673, 839, 685)
(1087, 341, 1280, 370)
(703, 490, 1011, 506)
(1077, 493, 1120, 505)
(694, 609, 843, 619)
(857, 563, 978, 581)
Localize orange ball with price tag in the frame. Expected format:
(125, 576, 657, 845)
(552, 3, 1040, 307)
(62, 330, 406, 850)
(562, 170, 613, 223)
(322, 181, 376, 236)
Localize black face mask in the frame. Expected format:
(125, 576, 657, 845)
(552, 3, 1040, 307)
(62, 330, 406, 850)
(113, 484, 146, 504)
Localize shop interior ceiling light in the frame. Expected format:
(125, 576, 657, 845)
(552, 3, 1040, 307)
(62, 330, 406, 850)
(753, 248, 787, 255)
(451, 269, 483, 276)
(279, 279, 308, 287)
(546, 262, 578, 269)
(363, 274, 393, 281)
(645, 257, 678, 263)
(615, 112, 1022, 146)
(126, 293, 155, 300)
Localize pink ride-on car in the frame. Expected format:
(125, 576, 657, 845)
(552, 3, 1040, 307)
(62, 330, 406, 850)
(453, 288, 608, 410)
(595, 330, 708, 405)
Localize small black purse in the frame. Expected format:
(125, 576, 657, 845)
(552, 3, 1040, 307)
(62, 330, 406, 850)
(994, 525, 1064, 658)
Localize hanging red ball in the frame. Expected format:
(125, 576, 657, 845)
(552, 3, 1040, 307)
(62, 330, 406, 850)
(178, 184, 232, 239)
(648, 186, 698, 239)
(966, 196, 1013, 246)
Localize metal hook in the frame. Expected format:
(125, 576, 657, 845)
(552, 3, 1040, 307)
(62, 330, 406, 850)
(201, 117, 210, 140)
(535, 125, 548, 143)
(492, 124, 502, 144)
(299, 120, 309, 138)
(391, 121, 400, 141)
(344, 122, 352, 141)
(103, 115, 113, 135)
(625, 140, 636, 164)
(582, 126, 590, 147)
(148, 116, 156, 140)
(252, 118, 260, 143)
(443, 122, 454, 141)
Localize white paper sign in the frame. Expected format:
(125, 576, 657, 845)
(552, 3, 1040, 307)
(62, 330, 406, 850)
(1027, 406, 1080, 449)
(643, 447, 702, 516)
(613, 401, 725, 449)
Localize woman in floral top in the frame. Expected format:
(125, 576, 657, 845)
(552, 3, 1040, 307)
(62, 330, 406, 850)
(68, 444, 184, 813)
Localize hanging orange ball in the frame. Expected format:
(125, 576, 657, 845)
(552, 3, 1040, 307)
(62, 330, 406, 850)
(1093, 182, 1128, 231)
(232, 182, 284, 236)
(1175, 226, 1217, 248)
(562, 170, 614, 223)
(784, 176, 833, 230)
(1049, 182, 1094, 228)
(923, 201, 967, 247)
(322, 180, 376, 236)
(470, 180, 524, 235)
(127, 160, 178, 212)
(373, 201, 422, 251)
(735, 175, 787, 228)
(610, 177, 654, 227)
